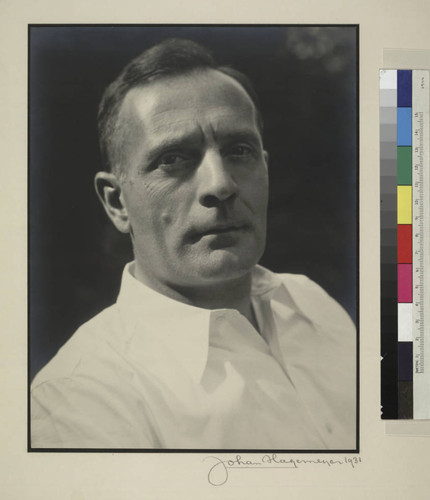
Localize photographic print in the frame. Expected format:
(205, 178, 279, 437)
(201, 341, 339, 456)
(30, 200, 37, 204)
(28, 25, 358, 451)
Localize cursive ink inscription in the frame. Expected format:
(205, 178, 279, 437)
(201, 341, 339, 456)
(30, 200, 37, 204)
(204, 454, 362, 486)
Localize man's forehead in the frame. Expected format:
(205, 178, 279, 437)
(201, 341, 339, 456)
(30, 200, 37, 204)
(120, 69, 259, 132)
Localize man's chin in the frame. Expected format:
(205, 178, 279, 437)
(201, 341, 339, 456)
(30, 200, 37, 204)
(189, 248, 259, 283)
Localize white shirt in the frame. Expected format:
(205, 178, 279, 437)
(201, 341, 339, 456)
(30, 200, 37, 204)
(31, 264, 356, 449)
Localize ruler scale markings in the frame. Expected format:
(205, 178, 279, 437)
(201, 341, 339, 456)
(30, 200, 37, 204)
(412, 70, 430, 419)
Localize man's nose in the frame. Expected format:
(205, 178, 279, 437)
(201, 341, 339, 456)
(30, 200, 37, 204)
(197, 151, 238, 207)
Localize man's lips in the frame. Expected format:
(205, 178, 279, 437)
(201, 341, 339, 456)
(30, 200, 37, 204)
(201, 224, 246, 235)
(187, 223, 249, 242)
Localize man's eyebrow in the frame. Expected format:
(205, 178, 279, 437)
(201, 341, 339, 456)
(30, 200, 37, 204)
(142, 126, 263, 166)
(210, 123, 262, 141)
(145, 131, 203, 161)
(217, 129, 262, 145)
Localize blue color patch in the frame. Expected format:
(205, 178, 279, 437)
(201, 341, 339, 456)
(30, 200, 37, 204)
(397, 108, 412, 146)
(397, 70, 412, 107)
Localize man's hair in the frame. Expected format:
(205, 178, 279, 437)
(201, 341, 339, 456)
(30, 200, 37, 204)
(98, 38, 263, 175)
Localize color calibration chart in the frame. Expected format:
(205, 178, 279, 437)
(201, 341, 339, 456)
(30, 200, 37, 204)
(380, 69, 430, 420)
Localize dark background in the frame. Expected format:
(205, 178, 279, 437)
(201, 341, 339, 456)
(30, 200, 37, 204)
(29, 25, 358, 380)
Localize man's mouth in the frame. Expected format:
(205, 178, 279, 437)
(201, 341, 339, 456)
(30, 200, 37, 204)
(188, 223, 248, 242)
(201, 225, 245, 235)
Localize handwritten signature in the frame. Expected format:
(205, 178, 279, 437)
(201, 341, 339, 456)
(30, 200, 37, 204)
(204, 454, 362, 486)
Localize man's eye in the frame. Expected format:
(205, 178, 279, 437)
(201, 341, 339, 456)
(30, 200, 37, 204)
(227, 145, 254, 158)
(157, 153, 186, 168)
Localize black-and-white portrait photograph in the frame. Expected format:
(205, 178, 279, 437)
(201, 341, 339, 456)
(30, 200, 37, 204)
(29, 25, 358, 451)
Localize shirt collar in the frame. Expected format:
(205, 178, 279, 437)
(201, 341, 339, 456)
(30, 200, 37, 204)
(116, 262, 287, 384)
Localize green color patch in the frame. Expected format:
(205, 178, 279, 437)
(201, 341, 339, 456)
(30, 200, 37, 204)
(397, 146, 412, 185)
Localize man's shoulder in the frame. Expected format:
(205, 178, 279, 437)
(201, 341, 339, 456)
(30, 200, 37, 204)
(31, 303, 122, 390)
(30, 302, 158, 448)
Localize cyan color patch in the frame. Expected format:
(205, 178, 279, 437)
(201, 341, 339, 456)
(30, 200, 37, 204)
(397, 108, 412, 146)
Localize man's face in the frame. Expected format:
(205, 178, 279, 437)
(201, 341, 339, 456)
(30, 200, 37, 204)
(116, 69, 269, 292)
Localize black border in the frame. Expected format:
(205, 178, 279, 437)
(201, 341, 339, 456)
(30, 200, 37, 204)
(27, 23, 360, 454)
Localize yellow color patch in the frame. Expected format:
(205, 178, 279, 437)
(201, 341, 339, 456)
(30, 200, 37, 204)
(398, 186, 412, 224)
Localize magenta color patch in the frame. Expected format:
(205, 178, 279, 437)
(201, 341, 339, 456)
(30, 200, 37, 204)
(398, 264, 412, 303)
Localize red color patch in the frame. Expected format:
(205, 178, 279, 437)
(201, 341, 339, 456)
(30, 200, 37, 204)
(398, 224, 412, 263)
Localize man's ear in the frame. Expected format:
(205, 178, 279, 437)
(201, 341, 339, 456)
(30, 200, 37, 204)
(263, 150, 269, 170)
(94, 171, 130, 234)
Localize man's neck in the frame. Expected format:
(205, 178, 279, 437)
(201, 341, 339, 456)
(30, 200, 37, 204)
(133, 264, 258, 331)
